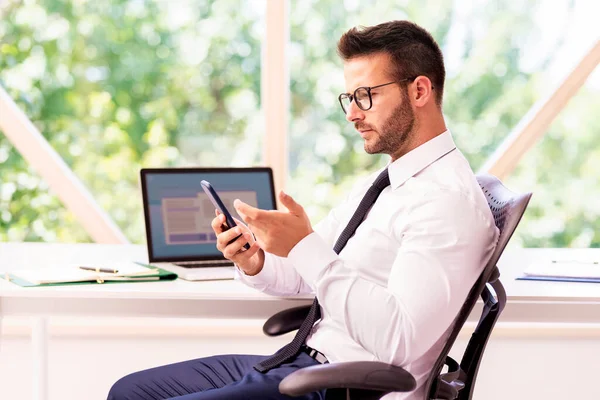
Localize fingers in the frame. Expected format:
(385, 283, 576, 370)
(222, 233, 258, 260)
(278, 190, 303, 215)
(234, 241, 261, 261)
(210, 213, 228, 234)
(234, 199, 261, 222)
(215, 226, 244, 252)
(212, 208, 260, 264)
(212, 212, 250, 232)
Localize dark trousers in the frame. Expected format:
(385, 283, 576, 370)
(107, 351, 326, 400)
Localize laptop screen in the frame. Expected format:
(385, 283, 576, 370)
(141, 168, 276, 262)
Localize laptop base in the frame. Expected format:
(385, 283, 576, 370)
(154, 263, 236, 281)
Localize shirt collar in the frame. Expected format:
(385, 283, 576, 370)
(387, 130, 456, 190)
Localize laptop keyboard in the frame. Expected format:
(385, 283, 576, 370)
(174, 260, 234, 268)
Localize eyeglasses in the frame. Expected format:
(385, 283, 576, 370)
(338, 77, 418, 114)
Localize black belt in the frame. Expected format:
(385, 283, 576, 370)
(302, 345, 328, 364)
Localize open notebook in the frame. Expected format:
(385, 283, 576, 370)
(3, 262, 177, 287)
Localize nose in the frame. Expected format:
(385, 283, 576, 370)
(345, 100, 364, 123)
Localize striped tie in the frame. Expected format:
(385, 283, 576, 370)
(254, 168, 390, 372)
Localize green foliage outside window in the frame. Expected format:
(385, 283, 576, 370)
(287, 0, 600, 247)
(1, 0, 599, 247)
(0, 0, 263, 242)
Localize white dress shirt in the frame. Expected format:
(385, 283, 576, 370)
(237, 130, 499, 400)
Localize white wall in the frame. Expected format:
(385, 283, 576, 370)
(0, 317, 598, 400)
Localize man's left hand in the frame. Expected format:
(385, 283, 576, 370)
(234, 191, 314, 257)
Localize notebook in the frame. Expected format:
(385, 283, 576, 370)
(140, 167, 277, 281)
(4, 262, 177, 287)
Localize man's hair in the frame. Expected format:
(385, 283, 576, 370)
(337, 21, 445, 106)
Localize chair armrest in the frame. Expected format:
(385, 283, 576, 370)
(279, 361, 416, 397)
(262, 305, 312, 336)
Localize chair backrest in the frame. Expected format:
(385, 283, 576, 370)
(425, 173, 532, 400)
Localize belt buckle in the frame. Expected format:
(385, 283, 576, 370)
(314, 352, 328, 364)
(305, 346, 328, 364)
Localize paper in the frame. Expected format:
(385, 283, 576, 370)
(15, 267, 98, 285)
(523, 260, 600, 279)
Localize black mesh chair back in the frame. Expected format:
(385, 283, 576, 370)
(426, 174, 532, 399)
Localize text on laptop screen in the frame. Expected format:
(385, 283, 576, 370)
(142, 169, 275, 261)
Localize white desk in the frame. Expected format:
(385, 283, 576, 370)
(1, 243, 600, 400)
(0, 243, 312, 400)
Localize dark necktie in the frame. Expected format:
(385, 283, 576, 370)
(255, 168, 391, 372)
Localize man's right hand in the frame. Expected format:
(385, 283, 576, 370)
(211, 210, 265, 276)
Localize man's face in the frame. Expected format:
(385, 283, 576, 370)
(343, 53, 416, 158)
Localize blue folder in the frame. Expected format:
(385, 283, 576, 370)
(517, 276, 600, 283)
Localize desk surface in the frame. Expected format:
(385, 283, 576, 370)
(0, 242, 307, 301)
(0, 242, 312, 320)
(1, 242, 600, 323)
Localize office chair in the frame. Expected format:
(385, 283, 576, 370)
(261, 173, 532, 400)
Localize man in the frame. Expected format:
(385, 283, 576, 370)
(108, 20, 498, 400)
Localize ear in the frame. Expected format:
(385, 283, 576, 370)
(411, 76, 434, 108)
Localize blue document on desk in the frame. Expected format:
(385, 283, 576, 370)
(519, 260, 600, 283)
(517, 276, 600, 283)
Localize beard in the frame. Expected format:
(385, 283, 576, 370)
(356, 94, 416, 156)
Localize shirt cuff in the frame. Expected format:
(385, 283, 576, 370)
(234, 253, 276, 288)
(287, 231, 338, 286)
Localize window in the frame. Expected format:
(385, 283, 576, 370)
(507, 71, 600, 247)
(0, 0, 264, 242)
(288, 0, 600, 247)
(2, 0, 598, 247)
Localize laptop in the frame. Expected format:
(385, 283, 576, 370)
(140, 167, 277, 281)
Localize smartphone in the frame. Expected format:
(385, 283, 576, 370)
(201, 180, 250, 250)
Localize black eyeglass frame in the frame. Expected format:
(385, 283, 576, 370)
(338, 76, 427, 114)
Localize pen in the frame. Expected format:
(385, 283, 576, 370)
(79, 266, 119, 274)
